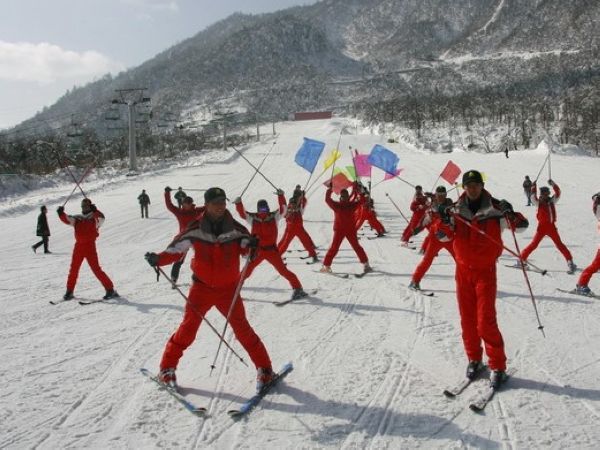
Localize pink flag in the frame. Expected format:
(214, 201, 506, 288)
(440, 161, 461, 185)
(353, 153, 371, 177)
(383, 168, 403, 181)
(324, 172, 354, 194)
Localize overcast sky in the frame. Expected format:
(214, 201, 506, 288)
(0, 0, 316, 130)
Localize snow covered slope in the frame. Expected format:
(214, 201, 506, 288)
(1, 118, 599, 448)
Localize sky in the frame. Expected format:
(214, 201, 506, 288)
(0, 0, 316, 130)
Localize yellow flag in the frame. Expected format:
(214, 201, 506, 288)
(323, 149, 342, 170)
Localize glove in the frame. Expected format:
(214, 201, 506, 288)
(276, 189, 284, 196)
(593, 192, 600, 202)
(233, 196, 242, 204)
(164, 186, 172, 193)
(498, 199, 514, 214)
(437, 205, 451, 224)
(244, 235, 259, 249)
(57, 206, 65, 215)
(89, 204, 97, 212)
(548, 179, 554, 186)
(326, 182, 332, 189)
(144, 252, 160, 267)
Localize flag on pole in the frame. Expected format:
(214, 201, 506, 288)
(383, 168, 403, 181)
(367, 145, 399, 175)
(323, 149, 342, 170)
(353, 153, 371, 177)
(294, 138, 325, 173)
(345, 166, 357, 181)
(325, 172, 353, 194)
(439, 160, 461, 185)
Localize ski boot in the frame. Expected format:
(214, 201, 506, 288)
(63, 290, 74, 301)
(489, 370, 508, 390)
(103, 289, 119, 300)
(256, 367, 275, 393)
(567, 260, 577, 274)
(158, 368, 177, 389)
(291, 288, 309, 300)
(466, 360, 484, 380)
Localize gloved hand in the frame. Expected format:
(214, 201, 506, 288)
(548, 179, 554, 186)
(57, 206, 65, 215)
(326, 182, 332, 189)
(233, 196, 242, 204)
(498, 199, 514, 214)
(144, 252, 160, 267)
(244, 235, 259, 249)
(89, 204, 97, 212)
(593, 192, 600, 202)
(276, 189, 284, 196)
(437, 204, 452, 224)
(165, 186, 172, 193)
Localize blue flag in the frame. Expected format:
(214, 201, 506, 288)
(295, 138, 325, 173)
(368, 144, 399, 175)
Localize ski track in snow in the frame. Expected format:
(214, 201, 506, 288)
(1, 118, 600, 448)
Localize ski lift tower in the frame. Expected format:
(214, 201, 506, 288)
(111, 88, 151, 175)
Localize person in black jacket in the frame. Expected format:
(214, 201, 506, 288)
(138, 189, 151, 218)
(32, 205, 51, 253)
(523, 176, 533, 206)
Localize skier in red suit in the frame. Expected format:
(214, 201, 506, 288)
(437, 170, 528, 389)
(277, 193, 318, 263)
(164, 186, 205, 285)
(520, 180, 576, 273)
(355, 185, 386, 237)
(57, 198, 117, 301)
(144, 187, 275, 392)
(576, 192, 600, 295)
(401, 185, 430, 245)
(321, 182, 371, 274)
(234, 190, 308, 300)
(409, 186, 455, 290)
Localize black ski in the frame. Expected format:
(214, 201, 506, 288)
(408, 287, 435, 297)
(314, 270, 350, 279)
(503, 264, 547, 275)
(469, 368, 515, 412)
(556, 288, 599, 299)
(140, 368, 207, 416)
(273, 290, 318, 307)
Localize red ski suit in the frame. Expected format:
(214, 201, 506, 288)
(323, 186, 368, 267)
(578, 200, 600, 287)
(155, 210, 271, 371)
(355, 192, 386, 235)
(440, 190, 528, 371)
(59, 209, 114, 292)
(521, 183, 572, 262)
(236, 194, 302, 289)
(277, 196, 317, 257)
(401, 195, 429, 242)
(411, 199, 455, 284)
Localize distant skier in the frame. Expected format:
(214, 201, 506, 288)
(355, 185, 386, 237)
(401, 185, 430, 246)
(32, 205, 51, 254)
(174, 187, 187, 208)
(164, 186, 205, 287)
(138, 189, 151, 218)
(520, 179, 576, 274)
(234, 190, 308, 300)
(575, 192, 600, 295)
(277, 194, 318, 263)
(408, 186, 455, 290)
(321, 182, 372, 274)
(57, 198, 118, 301)
(523, 176, 533, 206)
(436, 170, 528, 389)
(144, 187, 275, 392)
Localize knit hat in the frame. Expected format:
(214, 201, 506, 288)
(435, 186, 447, 193)
(257, 199, 269, 212)
(462, 170, 484, 185)
(540, 186, 550, 194)
(204, 187, 227, 203)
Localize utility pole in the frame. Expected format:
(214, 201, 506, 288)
(111, 88, 150, 174)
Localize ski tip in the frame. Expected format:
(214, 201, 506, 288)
(469, 404, 484, 413)
(443, 390, 456, 398)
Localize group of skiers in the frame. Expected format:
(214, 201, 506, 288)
(33, 164, 600, 395)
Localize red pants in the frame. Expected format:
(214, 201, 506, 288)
(412, 239, 454, 284)
(160, 281, 271, 370)
(578, 249, 600, 286)
(245, 248, 302, 289)
(66, 242, 114, 291)
(455, 264, 506, 371)
(521, 224, 572, 262)
(323, 229, 368, 266)
(277, 225, 317, 257)
(355, 211, 385, 234)
(401, 216, 423, 242)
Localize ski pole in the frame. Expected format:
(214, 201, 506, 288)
(156, 266, 248, 367)
(505, 215, 545, 337)
(239, 140, 276, 198)
(61, 162, 95, 207)
(230, 145, 278, 191)
(534, 152, 550, 183)
(451, 213, 548, 275)
(384, 193, 410, 223)
(209, 252, 254, 375)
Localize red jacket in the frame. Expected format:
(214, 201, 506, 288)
(284, 196, 307, 226)
(441, 190, 528, 268)
(235, 194, 286, 248)
(531, 183, 560, 226)
(164, 191, 205, 232)
(157, 210, 251, 288)
(326, 187, 361, 232)
(59, 210, 105, 244)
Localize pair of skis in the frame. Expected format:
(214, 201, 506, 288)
(140, 362, 293, 419)
(443, 368, 514, 412)
(273, 289, 318, 307)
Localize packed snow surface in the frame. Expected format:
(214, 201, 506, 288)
(1, 118, 599, 449)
